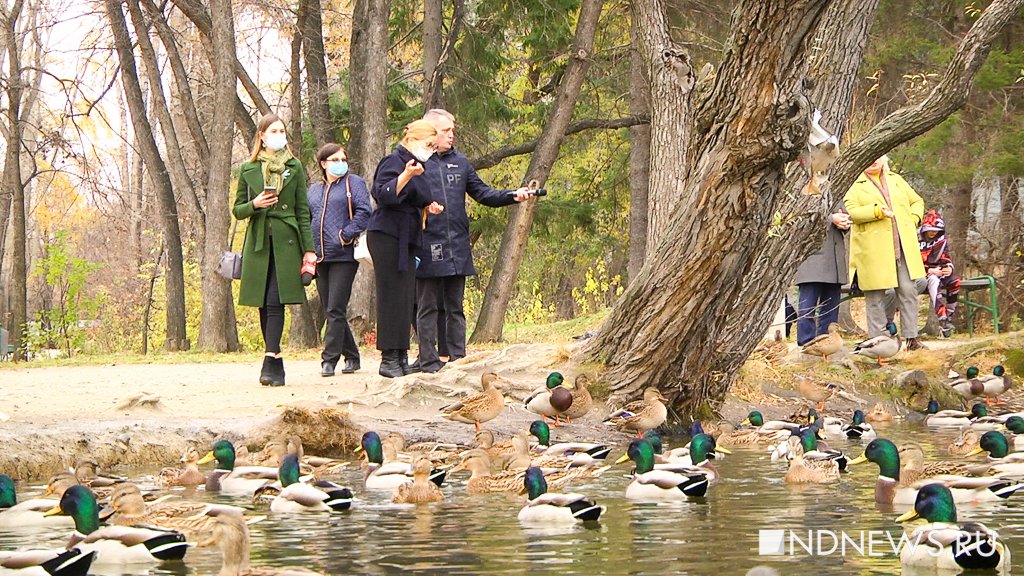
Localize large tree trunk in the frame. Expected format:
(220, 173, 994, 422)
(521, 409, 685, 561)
(301, 0, 333, 147)
(998, 178, 1022, 330)
(470, 0, 604, 343)
(2, 0, 25, 359)
(582, 0, 1021, 414)
(422, 0, 443, 109)
(196, 0, 239, 352)
(347, 0, 391, 335)
(626, 16, 650, 283)
(106, 0, 189, 351)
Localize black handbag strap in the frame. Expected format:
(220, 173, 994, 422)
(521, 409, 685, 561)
(228, 182, 253, 251)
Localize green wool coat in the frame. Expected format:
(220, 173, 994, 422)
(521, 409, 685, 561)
(845, 171, 926, 291)
(233, 158, 314, 307)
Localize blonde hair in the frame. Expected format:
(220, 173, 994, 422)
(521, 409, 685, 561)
(423, 109, 455, 123)
(249, 113, 289, 161)
(400, 119, 438, 147)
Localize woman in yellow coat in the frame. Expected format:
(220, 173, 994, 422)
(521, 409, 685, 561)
(845, 156, 927, 350)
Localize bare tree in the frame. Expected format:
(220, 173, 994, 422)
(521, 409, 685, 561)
(627, 16, 650, 282)
(1, 0, 26, 358)
(301, 0, 333, 146)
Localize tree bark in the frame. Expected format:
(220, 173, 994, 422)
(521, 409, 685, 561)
(106, 0, 189, 351)
(627, 17, 650, 283)
(470, 0, 605, 343)
(2, 0, 25, 359)
(196, 0, 239, 352)
(301, 0, 333, 147)
(422, 0, 443, 110)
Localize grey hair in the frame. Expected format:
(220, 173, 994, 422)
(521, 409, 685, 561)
(423, 108, 455, 123)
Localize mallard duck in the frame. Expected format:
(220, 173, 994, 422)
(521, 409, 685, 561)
(1004, 415, 1024, 451)
(897, 442, 971, 483)
(740, 411, 801, 433)
(0, 548, 96, 576)
(450, 449, 528, 494)
(714, 421, 788, 447)
(72, 460, 125, 489)
(524, 372, 573, 426)
(753, 330, 789, 365)
(358, 432, 446, 491)
(198, 440, 280, 496)
(978, 365, 1012, 405)
(866, 402, 894, 423)
(201, 508, 325, 575)
(841, 410, 876, 440)
(961, 431, 1024, 477)
(949, 366, 983, 400)
(850, 438, 1024, 506)
(850, 321, 900, 365)
(0, 474, 73, 528)
(102, 483, 243, 539)
(528, 420, 611, 463)
(800, 322, 842, 362)
(393, 458, 444, 504)
(774, 426, 848, 472)
(795, 376, 838, 411)
(262, 454, 353, 513)
(603, 387, 668, 437)
(471, 430, 514, 471)
(783, 446, 840, 484)
(947, 427, 980, 456)
(895, 483, 1010, 572)
(383, 433, 461, 467)
(561, 374, 594, 423)
(653, 433, 729, 482)
(615, 439, 709, 499)
(44, 485, 189, 565)
(440, 372, 505, 431)
(517, 467, 604, 524)
(157, 446, 207, 487)
(924, 402, 995, 429)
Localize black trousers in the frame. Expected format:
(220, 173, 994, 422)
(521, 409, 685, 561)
(259, 243, 285, 354)
(416, 275, 466, 370)
(368, 231, 416, 351)
(315, 261, 360, 364)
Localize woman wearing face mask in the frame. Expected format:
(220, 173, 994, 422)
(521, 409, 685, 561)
(307, 143, 371, 377)
(233, 113, 315, 386)
(369, 119, 445, 378)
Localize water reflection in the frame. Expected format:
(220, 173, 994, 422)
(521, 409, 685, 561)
(0, 423, 1022, 574)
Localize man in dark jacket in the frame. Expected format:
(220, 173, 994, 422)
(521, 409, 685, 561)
(795, 207, 850, 346)
(415, 109, 530, 372)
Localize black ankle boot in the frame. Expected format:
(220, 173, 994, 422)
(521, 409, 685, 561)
(400, 350, 421, 376)
(260, 356, 275, 386)
(378, 350, 403, 378)
(269, 356, 286, 386)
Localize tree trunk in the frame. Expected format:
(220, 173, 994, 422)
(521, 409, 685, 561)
(106, 0, 189, 352)
(301, 0, 333, 147)
(626, 17, 650, 283)
(945, 181, 974, 271)
(581, 0, 1021, 415)
(347, 0, 392, 334)
(2, 0, 25, 359)
(197, 0, 239, 352)
(422, 0, 443, 109)
(470, 0, 604, 343)
(998, 178, 1022, 330)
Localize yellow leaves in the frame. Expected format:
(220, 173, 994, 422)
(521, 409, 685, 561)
(865, 69, 882, 97)
(964, 2, 982, 18)
(902, 72, 940, 100)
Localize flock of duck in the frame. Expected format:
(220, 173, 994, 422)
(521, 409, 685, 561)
(0, 366, 1018, 575)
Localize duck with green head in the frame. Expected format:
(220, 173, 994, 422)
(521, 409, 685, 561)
(615, 439, 709, 499)
(528, 420, 611, 462)
(517, 466, 605, 524)
(0, 473, 73, 528)
(524, 372, 574, 427)
(949, 366, 983, 400)
(44, 485, 189, 565)
(267, 454, 353, 513)
(925, 402, 995, 429)
(851, 321, 900, 365)
(841, 409, 876, 440)
(895, 483, 1010, 571)
(359, 431, 446, 491)
(962, 431, 1024, 478)
(978, 365, 1012, 405)
(197, 440, 279, 496)
(850, 438, 1024, 507)
(740, 411, 800, 434)
(0, 547, 96, 576)
(1004, 415, 1024, 451)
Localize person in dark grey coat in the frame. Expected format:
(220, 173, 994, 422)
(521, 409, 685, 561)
(414, 109, 530, 373)
(794, 207, 851, 345)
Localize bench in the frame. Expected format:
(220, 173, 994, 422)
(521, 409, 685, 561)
(839, 275, 999, 336)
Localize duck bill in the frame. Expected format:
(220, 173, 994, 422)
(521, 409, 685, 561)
(740, 418, 751, 426)
(715, 446, 732, 455)
(197, 451, 217, 465)
(895, 509, 919, 523)
(42, 505, 63, 517)
(614, 453, 631, 465)
(964, 447, 986, 457)
(849, 454, 868, 465)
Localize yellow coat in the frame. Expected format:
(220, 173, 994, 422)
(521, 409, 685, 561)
(845, 171, 925, 291)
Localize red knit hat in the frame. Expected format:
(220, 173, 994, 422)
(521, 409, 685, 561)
(920, 209, 945, 233)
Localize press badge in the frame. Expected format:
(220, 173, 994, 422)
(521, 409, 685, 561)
(431, 243, 444, 261)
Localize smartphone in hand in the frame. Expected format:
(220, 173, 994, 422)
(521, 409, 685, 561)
(263, 185, 278, 197)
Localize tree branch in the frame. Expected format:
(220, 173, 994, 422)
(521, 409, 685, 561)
(470, 114, 650, 170)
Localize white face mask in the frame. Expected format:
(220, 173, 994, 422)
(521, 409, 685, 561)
(264, 132, 288, 152)
(410, 145, 433, 163)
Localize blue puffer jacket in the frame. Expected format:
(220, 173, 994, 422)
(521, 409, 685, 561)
(308, 174, 372, 263)
(415, 148, 516, 277)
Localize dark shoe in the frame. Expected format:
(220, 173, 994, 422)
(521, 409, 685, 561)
(906, 338, 927, 351)
(321, 361, 336, 377)
(260, 356, 275, 386)
(418, 360, 445, 374)
(401, 352, 421, 376)
(268, 357, 286, 386)
(939, 318, 955, 338)
(378, 350, 403, 378)
(341, 358, 360, 374)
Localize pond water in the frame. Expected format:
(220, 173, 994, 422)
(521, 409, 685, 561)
(2, 422, 1023, 575)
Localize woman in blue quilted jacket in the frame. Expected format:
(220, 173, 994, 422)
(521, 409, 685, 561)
(307, 143, 372, 377)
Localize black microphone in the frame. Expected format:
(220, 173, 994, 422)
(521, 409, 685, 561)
(509, 188, 547, 197)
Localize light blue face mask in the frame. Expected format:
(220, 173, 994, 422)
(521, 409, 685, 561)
(327, 161, 349, 177)
(264, 132, 288, 152)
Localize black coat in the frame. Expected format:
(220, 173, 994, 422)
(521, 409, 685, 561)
(369, 145, 434, 271)
(308, 174, 371, 263)
(415, 148, 516, 277)
(796, 205, 850, 285)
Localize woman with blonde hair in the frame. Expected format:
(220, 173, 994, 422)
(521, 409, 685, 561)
(233, 113, 315, 385)
(369, 119, 445, 377)
(846, 155, 927, 350)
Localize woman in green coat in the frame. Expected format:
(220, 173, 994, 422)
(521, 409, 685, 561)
(233, 113, 315, 385)
(846, 155, 926, 350)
